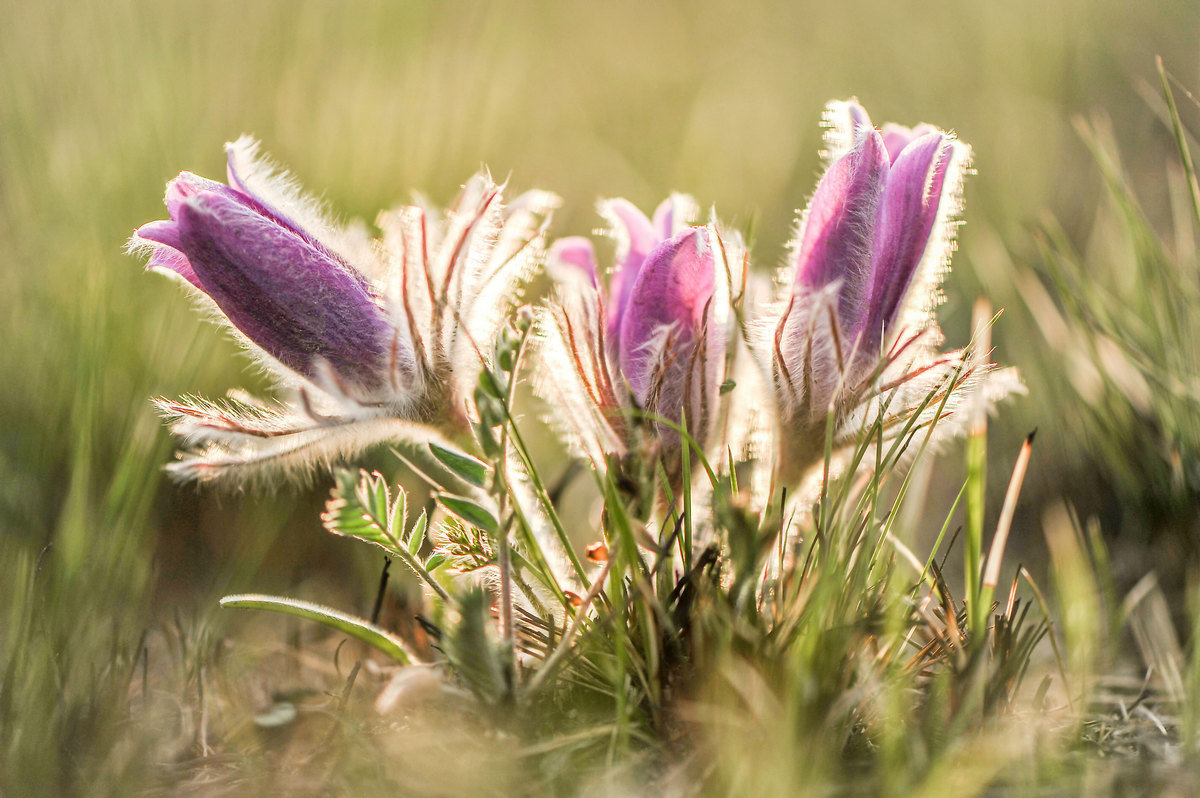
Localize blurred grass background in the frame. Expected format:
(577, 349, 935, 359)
(2, 0, 1199, 793)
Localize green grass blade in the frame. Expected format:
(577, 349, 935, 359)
(220, 594, 414, 663)
(1158, 56, 1200, 233)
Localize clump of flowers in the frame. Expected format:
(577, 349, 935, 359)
(129, 137, 555, 483)
(131, 100, 1033, 790)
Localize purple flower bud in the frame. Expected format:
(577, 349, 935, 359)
(134, 170, 393, 395)
(538, 195, 729, 470)
(135, 144, 557, 485)
(619, 227, 721, 435)
(773, 99, 969, 451)
(782, 102, 963, 370)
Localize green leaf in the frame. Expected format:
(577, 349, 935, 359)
(321, 469, 402, 554)
(389, 483, 407, 538)
(439, 494, 499, 533)
(320, 469, 454, 604)
(429, 443, 490, 488)
(408, 510, 428, 556)
(424, 553, 448, 572)
(220, 594, 413, 663)
(478, 368, 506, 400)
(365, 473, 391, 529)
(441, 586, 508, 702)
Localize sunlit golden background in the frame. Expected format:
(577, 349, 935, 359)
(2, 1, 1199, 791)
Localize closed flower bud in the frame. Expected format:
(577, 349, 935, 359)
(760, 99, 1017, 484)
(534, 196, 739, 477)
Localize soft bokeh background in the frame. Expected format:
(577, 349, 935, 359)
(2, 0, 1199, 792)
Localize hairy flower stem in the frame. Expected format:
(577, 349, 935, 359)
(504, 404, 591, 589)
(394, 540, 454, 605)
(496, 513, 516, 694)
(496, 329, 525, 691)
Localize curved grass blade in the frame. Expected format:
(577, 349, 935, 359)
(220, 593, 414, 663)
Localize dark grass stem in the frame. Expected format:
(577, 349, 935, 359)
(1158, 56, 1200, 233)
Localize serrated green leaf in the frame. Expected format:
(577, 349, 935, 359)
(220, 594, 413, 663)
(408, 510, 428, 555)
(366, 474, 390, 527)
(439, 495, 499, 532)
(390, 483, 407, 538)
(429, 443, 490, 488)
(322, 469, 405, 556)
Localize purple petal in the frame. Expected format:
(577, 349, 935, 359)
(548, 236, 599, 286)
(225, 146, 253, 196)
(224, 147, 296, 227)
(167, 170, 314, 254)
(175, 191, 393, 389)
(653, 194, 698, 241)
(792, 127, 888, 338)
(618, 228, 715, 416)
(863, 132, 952, 351)
(136, 219, 183, 251)
(880, 123, 940, 164)
(844, 101, 873, 132)
(222, 145, 357, 281)
(823, 100, 876, 161)
(166, 172, 229, 219)
(147, 248, 202, 287)
(135, 220, 203, 288)
(601, 199, 659, 349)
(652, 197, 676, 241)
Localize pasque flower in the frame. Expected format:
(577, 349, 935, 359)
(762, 99, 1008, 481)
(130, 137, 555, 483)
(534, 197, 740, 471)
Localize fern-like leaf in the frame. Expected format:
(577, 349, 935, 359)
(321, 468, 452, 603)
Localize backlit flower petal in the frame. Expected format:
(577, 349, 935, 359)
(166, 172, 230, 219)
(134, 219, 206, 289)
(601, 198, 659, 347)
(880, 122, 940, 164)
(822, 99, 875, 162)
(619, 228, 715, 417)
(136, 218, 183, 252)
(863, 132, 952, 352)
(547, 236, 599, 286)
(792, 126, 888, 338)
